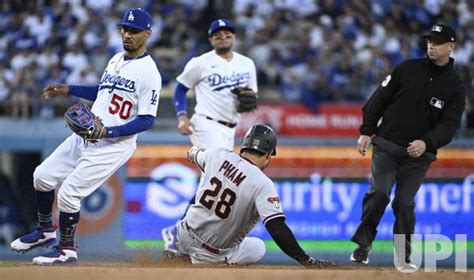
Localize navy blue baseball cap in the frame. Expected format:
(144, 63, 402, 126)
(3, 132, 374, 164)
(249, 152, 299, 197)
(117, 8, 152, 31)
(208, 19, 235, 37)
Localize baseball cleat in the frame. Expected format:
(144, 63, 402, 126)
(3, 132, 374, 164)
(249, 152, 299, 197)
(32, 245, 78, 265)
(395, 262, 418, 272)
(161, 223, 179, 253)
(350, 245, 372, 265)
(11, 225, 58, 253)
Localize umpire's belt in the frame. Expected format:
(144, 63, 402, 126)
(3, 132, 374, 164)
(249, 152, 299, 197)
(205, 116, 237, 128)
(184, 221, 220, 254)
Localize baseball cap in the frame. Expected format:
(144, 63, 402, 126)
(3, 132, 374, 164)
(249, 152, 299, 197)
(422, 24, 456, 43)
(208, 19, 235, 37)
(117, 8, 152, 31)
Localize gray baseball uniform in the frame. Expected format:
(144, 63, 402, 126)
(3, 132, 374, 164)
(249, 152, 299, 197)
(176, 147, 284, 264)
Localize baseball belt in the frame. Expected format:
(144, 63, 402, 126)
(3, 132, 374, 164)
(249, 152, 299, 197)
(183, 221, 220, 254)
(205, 116, 237, 128)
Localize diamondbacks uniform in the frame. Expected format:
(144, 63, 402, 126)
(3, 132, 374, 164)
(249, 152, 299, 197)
(33, 52, 161, 213)
(177, 147, 284, 264)
(177, 50, 257, 150)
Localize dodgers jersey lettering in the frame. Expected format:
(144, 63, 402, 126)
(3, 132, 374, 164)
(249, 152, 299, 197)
(184, 148, 284, 249)
(177, 50, 257, 123)
(92, 52, 161, 143)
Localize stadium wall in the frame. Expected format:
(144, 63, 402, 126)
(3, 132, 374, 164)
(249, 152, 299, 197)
(0, 118, 472, 267)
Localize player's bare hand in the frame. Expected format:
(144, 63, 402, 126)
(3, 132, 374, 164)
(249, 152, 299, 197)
(177, 115, 194, 135)
(43, 84, 69, 99)
(407, 140, 426, 158)
(357, 135, 372, 156)
(301, 256, 336, 268)
(186, 146, 201, 164)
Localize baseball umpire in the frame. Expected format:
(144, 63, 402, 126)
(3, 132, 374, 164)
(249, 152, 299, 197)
(350, 23, 466, 270)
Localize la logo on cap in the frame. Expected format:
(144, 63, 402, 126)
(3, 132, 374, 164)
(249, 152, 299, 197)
(218, 19, 226, 27)
(128, 11, 134, 21)
(432, 25, 442, 32)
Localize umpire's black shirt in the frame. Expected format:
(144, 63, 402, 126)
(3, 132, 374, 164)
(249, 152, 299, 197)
(360, 57, 466, 154)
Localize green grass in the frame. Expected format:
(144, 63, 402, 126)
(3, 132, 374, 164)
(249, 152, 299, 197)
(124, 239, 474, 253)
(271, 240, 474, 253)
(0, 262, 17, 268)
(125, 240, 164, 249)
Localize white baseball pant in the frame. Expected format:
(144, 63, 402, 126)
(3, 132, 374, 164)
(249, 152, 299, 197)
(189, 114, 236, 151)
(33, 134, 135, 213)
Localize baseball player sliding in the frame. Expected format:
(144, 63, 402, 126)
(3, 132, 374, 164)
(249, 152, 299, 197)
(162, 18, 258, 250)
(10, 8, 161, 265)
(167, 124, 333, 267)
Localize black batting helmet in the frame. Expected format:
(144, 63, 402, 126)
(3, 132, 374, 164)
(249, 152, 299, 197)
(240, 124, 277, 156)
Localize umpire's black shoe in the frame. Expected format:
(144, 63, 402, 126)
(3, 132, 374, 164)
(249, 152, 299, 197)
(350, 245, 372, 264)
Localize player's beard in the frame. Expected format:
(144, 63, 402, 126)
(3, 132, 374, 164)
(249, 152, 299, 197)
(123, 43, 138, 52)
(215, 46, 232, 55)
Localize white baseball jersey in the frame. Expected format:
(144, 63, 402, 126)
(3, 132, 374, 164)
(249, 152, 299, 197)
(177, 50, 257, 124)
(92, 51, 161, 145)
(183, 147, 285, 249)
(32, 51, 161, 213)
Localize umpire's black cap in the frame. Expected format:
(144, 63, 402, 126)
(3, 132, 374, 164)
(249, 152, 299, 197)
(423, 24, 456, 43)
(240, 124, 277, 156)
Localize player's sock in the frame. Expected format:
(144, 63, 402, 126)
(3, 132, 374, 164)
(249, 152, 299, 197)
(59, 211, 80, 247)
(35, 190, 55, 228)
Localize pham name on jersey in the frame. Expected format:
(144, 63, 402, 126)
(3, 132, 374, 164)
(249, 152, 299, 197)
(219, 160, 247, 187)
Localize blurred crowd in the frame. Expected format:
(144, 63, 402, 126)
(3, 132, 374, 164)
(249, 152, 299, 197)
(0, 0, 473, 119)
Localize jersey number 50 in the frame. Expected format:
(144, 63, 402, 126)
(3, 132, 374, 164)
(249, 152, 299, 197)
(109, 94, 133, 119)
(199, 177, 236, 219)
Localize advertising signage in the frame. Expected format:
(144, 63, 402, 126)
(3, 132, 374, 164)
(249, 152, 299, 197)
(124, 145, 473, 241)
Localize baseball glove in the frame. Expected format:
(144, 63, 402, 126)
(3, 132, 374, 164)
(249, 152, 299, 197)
(64, 103, 105, 144)
(231, 87, 258, 113)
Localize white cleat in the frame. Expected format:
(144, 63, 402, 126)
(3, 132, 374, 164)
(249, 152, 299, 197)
(161, 224, 179, 253)
(32, 245, 78, 265)
(11, 225, 58, 253)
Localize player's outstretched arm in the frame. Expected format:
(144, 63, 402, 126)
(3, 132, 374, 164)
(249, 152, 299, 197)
(43, 84, 69, 99)
(265, 217, 335, 268)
